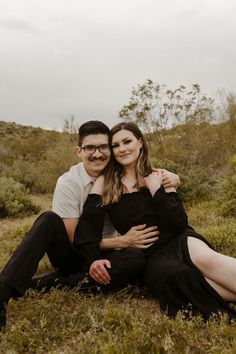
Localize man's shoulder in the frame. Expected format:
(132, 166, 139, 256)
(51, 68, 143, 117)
(57, 163, 84, 186)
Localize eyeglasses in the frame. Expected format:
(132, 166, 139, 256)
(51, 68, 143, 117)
(81, 144, 110, 154)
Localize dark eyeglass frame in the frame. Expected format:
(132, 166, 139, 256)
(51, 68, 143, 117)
(81, 144, 110, 154)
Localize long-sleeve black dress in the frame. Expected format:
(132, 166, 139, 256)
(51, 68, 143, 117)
(75, 186, 236, 319)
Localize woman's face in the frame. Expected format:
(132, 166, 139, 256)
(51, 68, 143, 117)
(111, 129, 143, 168)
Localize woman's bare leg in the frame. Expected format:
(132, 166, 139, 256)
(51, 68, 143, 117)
(188, 237, 236, 295)
(205, 277, 236, 301)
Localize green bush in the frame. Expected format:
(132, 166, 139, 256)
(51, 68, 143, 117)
(1, 135, 79, 193)
(35, 135, 79, 193)
(217, 155, 236, 217)
(0, 176, 40, 218)
(1, 157, 40, 190)
(197, 223, 236, 257)
(151, 157, 215, 203)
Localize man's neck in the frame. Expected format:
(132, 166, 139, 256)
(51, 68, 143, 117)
(84, 166, 100, 179)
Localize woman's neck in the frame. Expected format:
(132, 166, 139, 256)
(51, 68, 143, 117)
(122, 165, 136, 179)
(122, 167, 137, 192)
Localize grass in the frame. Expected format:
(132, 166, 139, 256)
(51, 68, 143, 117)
(1, 195, 236, 353)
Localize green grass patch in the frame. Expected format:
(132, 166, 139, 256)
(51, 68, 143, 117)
(1, 199, 236, 352)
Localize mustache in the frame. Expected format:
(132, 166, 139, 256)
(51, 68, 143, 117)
(89, 156, 106, 162)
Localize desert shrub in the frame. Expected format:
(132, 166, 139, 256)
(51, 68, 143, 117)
(200, 223, 236, 257)
(151, 157, 215, 203)
(1, 135, 79, 193)
(1, 157, 40, 190)
(217, 155, 236, 217)
(0, 176, 40, 218)
(179, 166, 215, 203)
(35, 135, 79, 193)
(220, 187, 236, 218)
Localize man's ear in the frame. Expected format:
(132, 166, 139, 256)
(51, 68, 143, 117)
(76, 146, 82, 157)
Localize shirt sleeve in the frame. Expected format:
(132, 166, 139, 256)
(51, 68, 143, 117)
(152, 186, 188, 233)
(52, 176, 82, 218)
(73, 194, 105, 271)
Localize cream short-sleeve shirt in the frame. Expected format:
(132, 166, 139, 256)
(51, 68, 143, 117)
(52, 162, 116, 238)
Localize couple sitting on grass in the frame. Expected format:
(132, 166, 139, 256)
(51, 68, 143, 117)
(1, 120, 236, 330)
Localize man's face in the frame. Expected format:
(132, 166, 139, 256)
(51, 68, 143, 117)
(77, 134, 111, 177)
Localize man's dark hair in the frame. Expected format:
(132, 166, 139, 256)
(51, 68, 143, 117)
(78, 120, 110, 146)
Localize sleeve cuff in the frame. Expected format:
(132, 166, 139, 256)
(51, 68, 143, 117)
(152, 185, 166, 206)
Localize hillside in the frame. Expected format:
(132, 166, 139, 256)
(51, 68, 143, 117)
(0, 119, 235, 207)
(0, 120, 236, 352)
(0, 121, 79, 194)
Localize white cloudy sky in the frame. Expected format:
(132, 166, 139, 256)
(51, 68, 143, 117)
(0, 0, 235, 130)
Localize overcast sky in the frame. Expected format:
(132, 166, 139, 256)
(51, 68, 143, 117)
(0, 0, 235, 130)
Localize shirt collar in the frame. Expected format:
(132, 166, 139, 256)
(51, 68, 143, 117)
(79, 162, 96, 187)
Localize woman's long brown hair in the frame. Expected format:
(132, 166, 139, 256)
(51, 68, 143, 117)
(102, 122, 153, 205)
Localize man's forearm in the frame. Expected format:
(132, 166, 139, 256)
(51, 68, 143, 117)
(100, 224, 159, 249)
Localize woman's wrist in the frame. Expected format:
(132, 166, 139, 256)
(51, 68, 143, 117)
(148, 184, 162, 196)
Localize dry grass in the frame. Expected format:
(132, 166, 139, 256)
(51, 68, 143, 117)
(1, 195, 236, 353)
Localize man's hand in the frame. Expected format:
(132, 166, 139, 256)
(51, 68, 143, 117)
(159, 169, 180, 190)
(90, 175, 105, 195)
(89, 259, 111, 285)
(121, 224, 159, 249)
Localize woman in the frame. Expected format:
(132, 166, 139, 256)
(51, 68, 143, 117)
(77, 122, 236, 319)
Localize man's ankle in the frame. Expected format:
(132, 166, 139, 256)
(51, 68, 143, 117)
(0, 302, 7, 330)
(0, 281, 13, 303)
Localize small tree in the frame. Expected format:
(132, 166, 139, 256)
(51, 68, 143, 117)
(63, 116, 79, 135)
(119, 79, 214, 148)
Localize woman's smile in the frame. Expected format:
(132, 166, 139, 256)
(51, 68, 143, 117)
(112, 129, 143, 167)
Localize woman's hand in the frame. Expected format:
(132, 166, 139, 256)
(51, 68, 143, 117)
(145, 171, 163, 196)
(90, 175, 105, 195)
(89, 259, 111, 285)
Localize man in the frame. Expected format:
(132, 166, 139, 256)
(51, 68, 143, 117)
(0, 120, 179, 329)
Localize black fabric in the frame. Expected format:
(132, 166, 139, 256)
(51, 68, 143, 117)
(0, 210, 144, 298)
(0, 211, 83, 296)
(29, 247, 145, 293)
(0, 301, 7, 330)
(0, 282, 13, 304)
(99, 247, 145, 290)
(105, 187, 189, 253)
(29, 270, 98, 293)
(143, 234, 236, 319)
(73, 194, 105, 270)
(79, 189, 236, 319)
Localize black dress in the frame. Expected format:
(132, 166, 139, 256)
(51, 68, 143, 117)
(76, 186, 236, 319)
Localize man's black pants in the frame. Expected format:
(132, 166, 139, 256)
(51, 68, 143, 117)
(0, 211, 145, 296)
